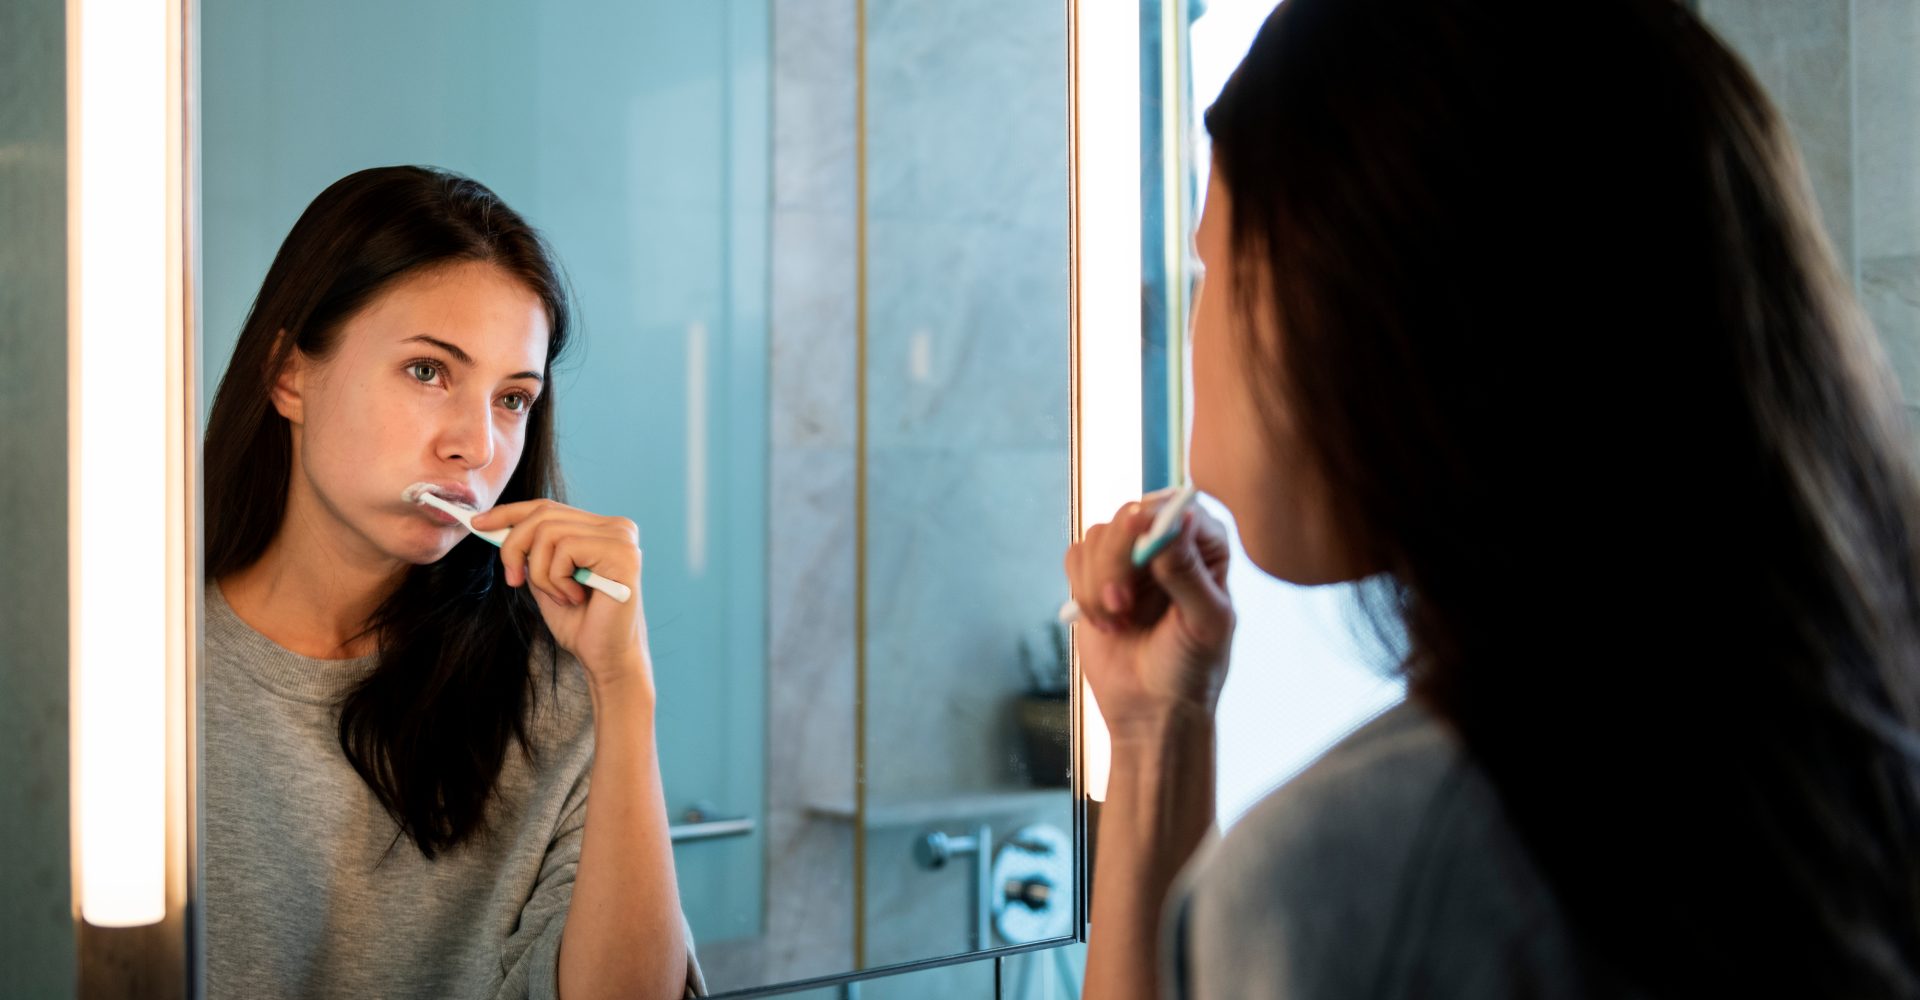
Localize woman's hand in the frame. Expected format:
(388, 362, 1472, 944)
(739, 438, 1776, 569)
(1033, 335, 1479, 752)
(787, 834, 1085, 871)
(1063, 494, 1236, 739)
(469, 499, 652, 695)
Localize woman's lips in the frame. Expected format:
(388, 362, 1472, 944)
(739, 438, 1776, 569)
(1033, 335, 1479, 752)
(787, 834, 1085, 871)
(419, 503, 463, 526)
(418, 483, 478, 507)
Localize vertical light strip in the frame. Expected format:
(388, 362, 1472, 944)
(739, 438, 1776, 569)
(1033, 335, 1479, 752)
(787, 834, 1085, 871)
(69, 0, 173, 929)
(1073, 0, 1142, 804)
(685, 321, 710, 577)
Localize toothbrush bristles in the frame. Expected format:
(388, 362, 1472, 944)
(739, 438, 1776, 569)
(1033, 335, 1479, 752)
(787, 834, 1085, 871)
(401, 482, 475, 510)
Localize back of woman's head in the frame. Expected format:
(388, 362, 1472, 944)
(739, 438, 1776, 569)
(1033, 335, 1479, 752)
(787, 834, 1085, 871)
(205, 165, 574, 858)
(1207, 0, 1920, 993)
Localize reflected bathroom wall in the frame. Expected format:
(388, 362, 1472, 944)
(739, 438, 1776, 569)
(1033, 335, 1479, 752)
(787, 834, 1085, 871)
(198, 0, 771, 950)
(1704, 0, 1912, 445)
(713, 0, 1074, 987)
(738, 0, 1076, 992)
(858, 0, 1073, 984)
(713, 0, 863, 990)
(1695, 1, 1920, 436)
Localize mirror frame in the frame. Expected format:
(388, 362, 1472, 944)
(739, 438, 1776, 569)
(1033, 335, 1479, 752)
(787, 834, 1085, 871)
(73, 0, 1136, 994)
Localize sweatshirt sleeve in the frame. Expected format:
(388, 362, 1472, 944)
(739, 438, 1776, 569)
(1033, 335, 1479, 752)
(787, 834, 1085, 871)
(492, 727, 709, 998)
(494, 759, 589, 1000)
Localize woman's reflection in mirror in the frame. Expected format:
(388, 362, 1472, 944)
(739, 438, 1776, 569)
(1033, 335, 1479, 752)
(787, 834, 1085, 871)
(202, 165, 703, 999)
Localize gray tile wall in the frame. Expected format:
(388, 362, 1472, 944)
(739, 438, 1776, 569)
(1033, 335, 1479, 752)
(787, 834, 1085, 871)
(0, 0, 77, 994)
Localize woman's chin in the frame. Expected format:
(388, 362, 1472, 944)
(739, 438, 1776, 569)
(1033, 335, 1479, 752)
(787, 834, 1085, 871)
(394, 521, 465, 563)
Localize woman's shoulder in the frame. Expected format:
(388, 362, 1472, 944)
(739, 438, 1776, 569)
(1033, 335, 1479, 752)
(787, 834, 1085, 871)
(1218, 698, 1462, 867)
(1165, 699, 1634, 998)
(1178, 699, 1466, 933)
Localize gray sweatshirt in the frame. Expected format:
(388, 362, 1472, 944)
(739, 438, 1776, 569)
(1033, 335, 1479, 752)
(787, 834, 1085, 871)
(203, 580, 705, 999)
(1162, 698, 1643, 999)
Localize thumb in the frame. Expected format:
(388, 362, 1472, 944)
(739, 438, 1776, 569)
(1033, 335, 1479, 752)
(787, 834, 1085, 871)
(1147, 512, 1232, 636)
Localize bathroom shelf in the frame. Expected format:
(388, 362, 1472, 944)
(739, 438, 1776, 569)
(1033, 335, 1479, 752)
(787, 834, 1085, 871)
(805, 787, 1070, 829)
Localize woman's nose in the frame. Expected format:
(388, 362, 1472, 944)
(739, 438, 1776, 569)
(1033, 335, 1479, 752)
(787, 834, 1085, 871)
(439, 394, 497, 470)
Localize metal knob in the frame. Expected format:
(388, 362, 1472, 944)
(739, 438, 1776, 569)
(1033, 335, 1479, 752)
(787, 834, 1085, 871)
(1004, 877, 1052, 910)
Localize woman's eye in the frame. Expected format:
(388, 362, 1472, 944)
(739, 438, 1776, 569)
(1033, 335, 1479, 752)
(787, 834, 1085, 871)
(408, 359, 532, 413)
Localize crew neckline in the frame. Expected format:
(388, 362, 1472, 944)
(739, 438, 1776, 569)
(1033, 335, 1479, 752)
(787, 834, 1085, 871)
(204, 578, 379, 705)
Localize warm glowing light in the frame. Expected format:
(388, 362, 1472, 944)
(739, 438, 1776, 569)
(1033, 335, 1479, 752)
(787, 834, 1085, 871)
(1074, 0, 1142, 804)
(70, 0, 172, 928)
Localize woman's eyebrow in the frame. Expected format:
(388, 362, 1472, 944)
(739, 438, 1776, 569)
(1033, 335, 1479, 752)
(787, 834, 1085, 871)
(401, 334, 544, 383)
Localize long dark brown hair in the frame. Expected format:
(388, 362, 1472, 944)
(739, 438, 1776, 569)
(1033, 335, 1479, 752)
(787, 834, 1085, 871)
(205, 165, 574, 859)
(1207, 0, 1920, 994)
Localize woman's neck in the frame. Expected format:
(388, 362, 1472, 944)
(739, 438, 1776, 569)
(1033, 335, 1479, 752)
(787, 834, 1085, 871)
(217, 494, 406, 661)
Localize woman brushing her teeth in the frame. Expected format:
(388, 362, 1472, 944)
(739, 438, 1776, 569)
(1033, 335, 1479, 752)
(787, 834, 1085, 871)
(1068, 0, 1920, 996)
(202, 166, 701, 999)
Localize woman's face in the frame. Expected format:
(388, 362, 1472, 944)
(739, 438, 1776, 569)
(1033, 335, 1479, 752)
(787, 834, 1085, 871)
(1188, 170, 1361, 585)
(270, 259, 550, 566)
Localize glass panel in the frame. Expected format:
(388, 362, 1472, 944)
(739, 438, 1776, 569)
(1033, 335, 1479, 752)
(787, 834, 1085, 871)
(858, 958, 998, 1000)
(201, 0, 773, 958)
(1002, 944, 1088, 1000)
(775, 957, 997, 1000)
(857, 0, 1075, 971)
(196, 0, 1074, 994)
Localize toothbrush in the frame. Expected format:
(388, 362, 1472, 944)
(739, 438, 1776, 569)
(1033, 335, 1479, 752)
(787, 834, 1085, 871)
(1058, 483, 1200, 625)
(402, 483, 633, 604)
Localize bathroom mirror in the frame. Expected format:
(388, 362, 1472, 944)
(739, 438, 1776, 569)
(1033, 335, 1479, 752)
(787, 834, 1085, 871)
(192, 0, 1075, 995)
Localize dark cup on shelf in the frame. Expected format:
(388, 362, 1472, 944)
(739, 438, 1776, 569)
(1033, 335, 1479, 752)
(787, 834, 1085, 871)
(1015, 692, 1071, 787)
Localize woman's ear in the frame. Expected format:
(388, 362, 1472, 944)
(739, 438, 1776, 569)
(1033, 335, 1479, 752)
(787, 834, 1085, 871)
(267, 329, 307, 425)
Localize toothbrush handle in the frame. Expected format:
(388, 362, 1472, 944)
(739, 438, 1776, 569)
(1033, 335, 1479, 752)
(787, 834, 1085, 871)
(572, 567, 633, 604)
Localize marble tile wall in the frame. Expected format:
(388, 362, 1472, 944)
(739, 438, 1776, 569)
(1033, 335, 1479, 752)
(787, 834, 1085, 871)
(758, 0, 1073, 990)
(854, 0, 1074, 976)
(859, 0, 1071, 801)
(1699, 0, 1920, 414)
(740, 0, 862, 992)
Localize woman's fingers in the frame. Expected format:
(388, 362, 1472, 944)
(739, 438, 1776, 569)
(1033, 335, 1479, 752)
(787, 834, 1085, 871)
(1074, 523, 1106, 629)
(512, 509, 582, 603)
(522, 520, 566, 604)
(528, 521, 632, 605)
(1066, 501, 1161, 633)
(1097, 503, 1140, 616)
(1191, 505, 1233, 590)
(546, 517, 639, 604)
(1145, 510, 1233, 638)
(1074, 522, 1122, 632)
(482, 499, 557, 584)
(479, 499, 636, 606)
(545, 530, 636, 605)
(1068, 495, 1228, 638)
(535, 530, 584, 605)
